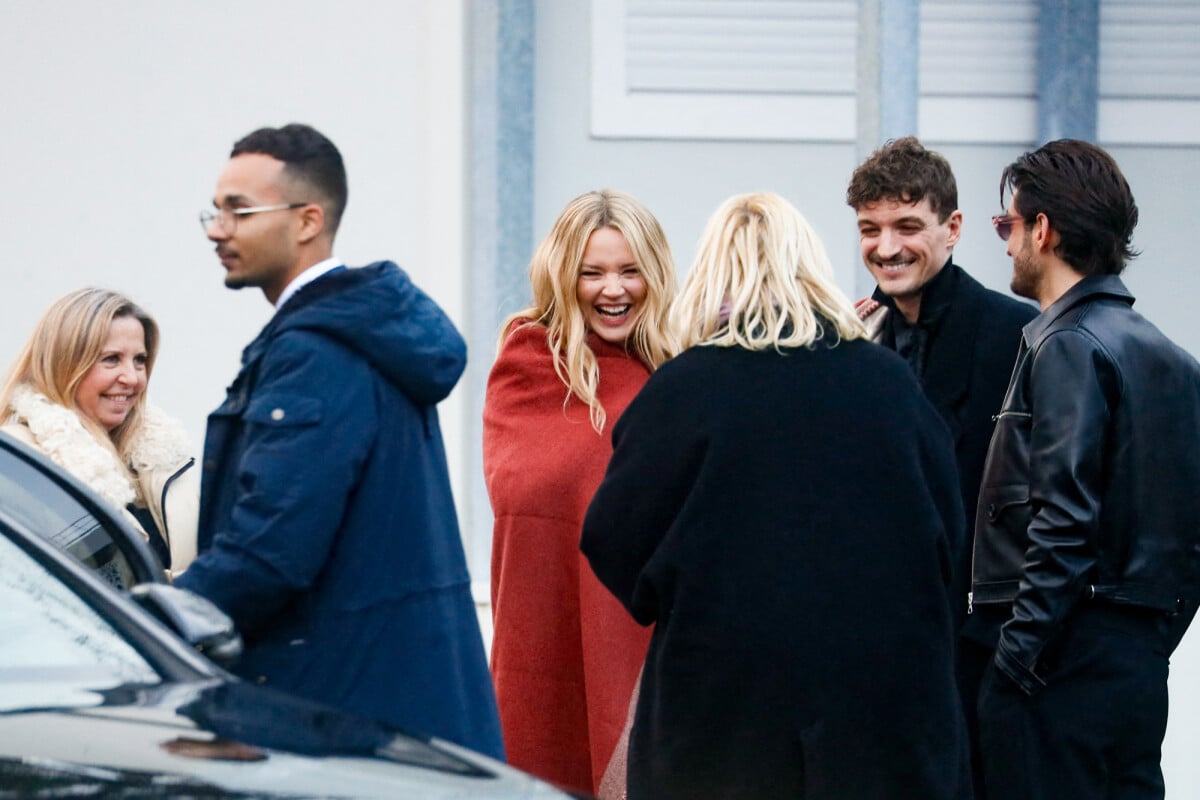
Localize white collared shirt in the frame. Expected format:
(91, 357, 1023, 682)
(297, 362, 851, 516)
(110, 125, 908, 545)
(275, 257, 344, 311)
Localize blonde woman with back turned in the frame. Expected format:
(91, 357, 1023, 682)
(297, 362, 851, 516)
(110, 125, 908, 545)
(483, 189, 677, 796)
(581, 193, 971, 799)
(1, 288, 198, 578)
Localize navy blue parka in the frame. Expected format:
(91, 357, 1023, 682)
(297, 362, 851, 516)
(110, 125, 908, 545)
(177, 262, 503, 759)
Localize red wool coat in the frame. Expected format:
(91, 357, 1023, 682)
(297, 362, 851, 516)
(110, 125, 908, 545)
(483, 323, 653, 795)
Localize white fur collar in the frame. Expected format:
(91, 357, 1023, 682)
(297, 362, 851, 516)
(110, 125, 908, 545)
(7, 385, 191, 510)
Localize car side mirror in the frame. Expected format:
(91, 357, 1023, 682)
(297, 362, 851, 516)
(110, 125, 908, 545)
(130, 583, 243, 668)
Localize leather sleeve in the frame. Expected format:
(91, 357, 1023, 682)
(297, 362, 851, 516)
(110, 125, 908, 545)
(995, 328, 1121, 694)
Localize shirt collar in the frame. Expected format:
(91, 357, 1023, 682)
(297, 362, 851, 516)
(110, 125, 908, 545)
(275, 257, 343, 311)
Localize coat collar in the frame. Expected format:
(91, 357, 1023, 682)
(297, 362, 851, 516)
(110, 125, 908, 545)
(871, 256, 957, 324)
(239, 266, 358, 370)
(917, 264, 985, 416)
(870, 261, 980, 416)
(1023, 274, 1134, 344)
(6, 385, 191, 509)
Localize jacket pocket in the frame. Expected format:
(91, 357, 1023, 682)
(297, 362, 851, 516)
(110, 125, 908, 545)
(243, 394, 323, 428)
(980, 483, 1030, 523)
(973, 483, 1033, 604)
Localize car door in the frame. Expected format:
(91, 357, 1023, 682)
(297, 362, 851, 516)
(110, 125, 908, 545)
(0, 433, 163, 588)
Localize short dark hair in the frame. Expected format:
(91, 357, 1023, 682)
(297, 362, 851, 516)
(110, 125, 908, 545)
(1001, 139, 1138, 277)
(231, 123, 348, 236)
(846, 136, 958, 222)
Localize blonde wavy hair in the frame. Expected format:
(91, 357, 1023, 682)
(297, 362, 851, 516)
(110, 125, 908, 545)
(499, 189, 678, 432)
(674, 192, 866, 351)
(1, 287, 160, 466)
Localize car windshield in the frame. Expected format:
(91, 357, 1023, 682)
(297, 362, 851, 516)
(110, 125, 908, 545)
(0, 534, 159, 713)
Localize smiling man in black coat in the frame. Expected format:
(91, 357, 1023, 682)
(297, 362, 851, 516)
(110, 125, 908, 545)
(847, 137, 1036, 797)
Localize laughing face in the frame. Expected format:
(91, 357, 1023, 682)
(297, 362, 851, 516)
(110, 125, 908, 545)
(576, 226, 646, 345)
(856, 197, 961, 322)
(75, 315, 148, 431)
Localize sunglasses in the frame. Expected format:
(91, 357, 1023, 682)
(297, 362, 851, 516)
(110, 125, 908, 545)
(991, 214, 1022, 242)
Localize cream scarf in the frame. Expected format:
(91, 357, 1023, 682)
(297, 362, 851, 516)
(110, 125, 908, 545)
(6, 384, 191, 510)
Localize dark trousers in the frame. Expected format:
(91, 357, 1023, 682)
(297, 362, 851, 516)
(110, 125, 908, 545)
(957, 636, 993, 800)
(977, 605, 1170, 800)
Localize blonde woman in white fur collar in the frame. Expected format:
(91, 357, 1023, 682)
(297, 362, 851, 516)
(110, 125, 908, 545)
(0, 288, 198, 576)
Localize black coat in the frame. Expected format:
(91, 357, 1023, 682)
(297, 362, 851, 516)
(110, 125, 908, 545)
(581, 337, 971, 800)
(870, 263, 1037, 621)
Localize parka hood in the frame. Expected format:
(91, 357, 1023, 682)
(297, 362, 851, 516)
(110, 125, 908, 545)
(269, 261, 466, 406)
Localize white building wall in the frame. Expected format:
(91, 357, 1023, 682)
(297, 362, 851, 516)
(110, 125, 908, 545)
(0, 0, 470, 551)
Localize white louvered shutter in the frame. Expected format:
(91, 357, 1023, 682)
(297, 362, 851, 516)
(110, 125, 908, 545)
(591, 0, 858, 141)
(1099, 0, 1200, 144)
(590, 0, 1200, 144)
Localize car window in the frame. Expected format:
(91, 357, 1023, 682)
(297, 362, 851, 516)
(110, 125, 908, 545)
(0, 442, 139, 589)
(0, 533, 159, 712)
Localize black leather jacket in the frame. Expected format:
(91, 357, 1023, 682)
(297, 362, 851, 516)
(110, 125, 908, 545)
(971, 275, 1200, 694)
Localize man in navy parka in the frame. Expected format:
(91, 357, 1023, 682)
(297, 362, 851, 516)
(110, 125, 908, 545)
(177, 123, 503, 759)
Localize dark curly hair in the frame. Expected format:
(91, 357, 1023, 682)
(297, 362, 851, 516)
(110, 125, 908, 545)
(232, 123, 348, 236)
(846, 136, 958, 222)
(1001, 139, 1138, 277)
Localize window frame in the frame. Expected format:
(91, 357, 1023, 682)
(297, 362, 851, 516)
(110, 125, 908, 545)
(0, 433, 164, 587)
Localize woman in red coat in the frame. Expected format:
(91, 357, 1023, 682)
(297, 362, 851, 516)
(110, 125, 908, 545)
(483, 189, 677, 794)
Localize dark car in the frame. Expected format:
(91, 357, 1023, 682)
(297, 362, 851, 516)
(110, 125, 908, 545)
(0, 433, 582, 798)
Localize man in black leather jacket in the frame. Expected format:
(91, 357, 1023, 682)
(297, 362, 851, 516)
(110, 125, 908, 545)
(970, 139, 1200, 800)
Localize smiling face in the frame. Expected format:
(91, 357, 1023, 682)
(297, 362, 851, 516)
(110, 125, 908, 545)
(856, 197, 961, 322)
(576, 226, 647, 345)
(75, 315, 148, 431)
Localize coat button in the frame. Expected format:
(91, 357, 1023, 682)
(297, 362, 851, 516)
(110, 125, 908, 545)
(270, 408, 285, 421)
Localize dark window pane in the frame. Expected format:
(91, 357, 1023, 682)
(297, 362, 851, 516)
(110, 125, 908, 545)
(0, 444, 136, 590)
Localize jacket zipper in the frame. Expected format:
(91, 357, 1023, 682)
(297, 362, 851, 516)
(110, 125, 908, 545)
(159, 457, 196, 545)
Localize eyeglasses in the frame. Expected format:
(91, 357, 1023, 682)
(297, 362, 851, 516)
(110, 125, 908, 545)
(991, 214, 1023, 242)
(199, 203, 307, 235)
